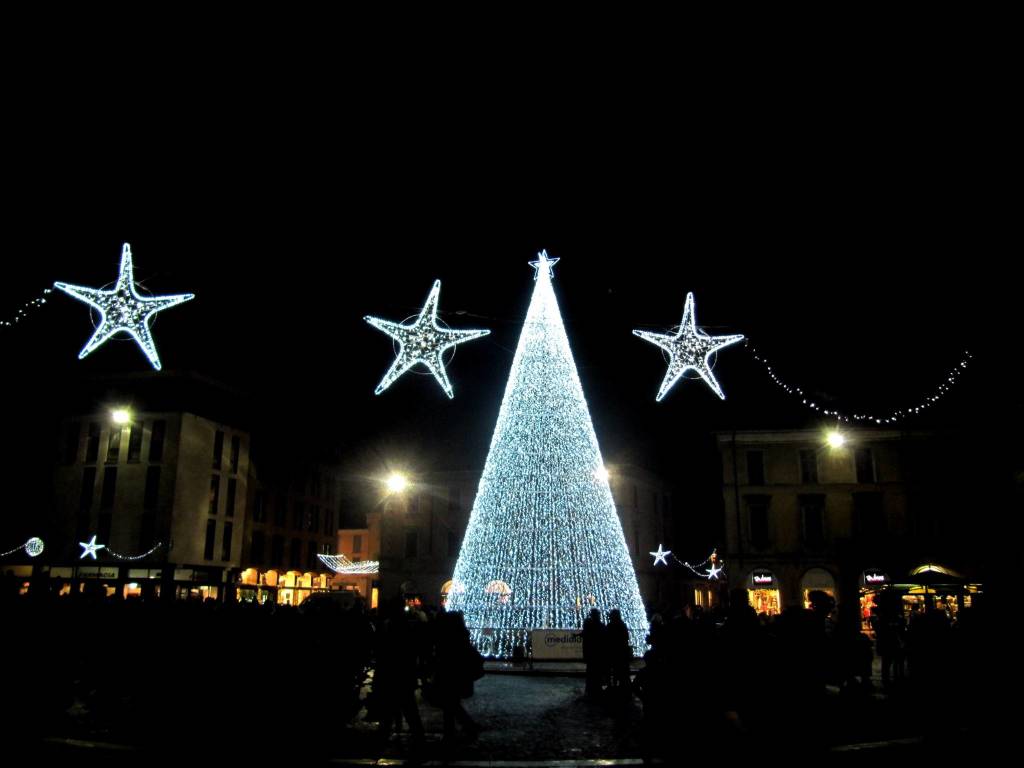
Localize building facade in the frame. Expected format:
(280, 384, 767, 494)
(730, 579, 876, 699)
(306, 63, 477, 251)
(717, 428, 983, 621)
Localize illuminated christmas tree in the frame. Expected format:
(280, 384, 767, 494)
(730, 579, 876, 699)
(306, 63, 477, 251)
(447, 251, 648, 657)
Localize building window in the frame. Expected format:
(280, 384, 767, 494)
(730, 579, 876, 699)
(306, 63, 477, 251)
(225, 478, 236, 518)
(310, 506, 319, 532)
(140, 512, 155, 551)
(271, 534, 284, 565)
(274, 494, 286, 527)
(63, 421, 81, 465)
(290, 539, 302, 570)
(853, 492, 885, 538)
(221, 522, 233, 561)
(746, 451, 765, 486)
(127, 423, 143, 463)
(212, 430, 224, 470)
(106, 426, 122, 464)
(100, 467, 117, 510)
(149, 420, 166, 463)
(307, 540, 318, 570)
(251, 531, 265, 565)
(203, 519, 216, 560)
(230, 435, 240, 473)
(855, 448, 875, 484)
(800, 494, 826, 549)
(144, 466, 161, 510)
(745, 495, 770, 549)
(98, 512, 112, 544)
(253, 491, 265, 523)
(293, 502, 305, 530)
(405, 530, 418, 558)
(799, 449, 818, 484)
(85, 422, 100, 464)
(208, 476, 220, 516)
(353, 534, 362, 554)
(80, 467, 97, 512)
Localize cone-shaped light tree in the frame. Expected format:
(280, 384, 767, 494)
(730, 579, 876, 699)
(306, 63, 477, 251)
(447, 252, 649, 657)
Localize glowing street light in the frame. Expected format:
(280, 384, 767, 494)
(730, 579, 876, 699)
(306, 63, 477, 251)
(826, 431, 846, 449)
(385, 473, 408, 494)
(111, 408, 132, 425)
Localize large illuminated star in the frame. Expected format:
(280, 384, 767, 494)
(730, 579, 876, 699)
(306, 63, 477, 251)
(633, 292, 744, 401)
(79, 535, 105, 560)
(365, 280, 490, 399)
(650, 544, 671, 566)
(529, 249, 560, 280)
(705, 562, 723, 580)
(54, 243, 194, 370)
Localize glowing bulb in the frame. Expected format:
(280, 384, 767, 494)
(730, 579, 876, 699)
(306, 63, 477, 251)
(386, 473, 408, 494)
(826, 431, 846, 449)
(594, 466, 610, 483)
(111, 408, 132, 425)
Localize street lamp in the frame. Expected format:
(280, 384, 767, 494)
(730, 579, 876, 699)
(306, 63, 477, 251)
(826, 431, 845, 449)
(111, 408, 132, 425)
(385, 472, 408, 494)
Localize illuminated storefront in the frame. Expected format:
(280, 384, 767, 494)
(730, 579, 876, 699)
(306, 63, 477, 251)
(800, 567, 836, 610)
(746, 569, 781, 616)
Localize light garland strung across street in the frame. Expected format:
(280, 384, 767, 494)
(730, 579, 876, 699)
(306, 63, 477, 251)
(1, 537, 45, 558)
(633, 292, 744, 401)
(447, 250, 649, 658)
(650, 546, 725, 581)
(107, 542, 164, 561)
(317, 553, 380, 575)
(365, 279, 490, 399)
(54, 243, 195, 371)
(78, 536, 163, 561)
(1, 289, 52, 329)
(748, 342, 973, 424)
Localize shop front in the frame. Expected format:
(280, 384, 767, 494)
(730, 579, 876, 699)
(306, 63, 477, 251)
(746, 569, 781, 617)
(859, 564, 982, 627)
(800, 567, 836, 610)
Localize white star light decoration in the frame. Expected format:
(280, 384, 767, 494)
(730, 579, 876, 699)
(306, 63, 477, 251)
(650, 544, 671, 566)
(705, 562, 723, 580)
(54, 243, 194, 371)
(365, 280, 490, 399)
(79, 535, 105, 560)
(634, 292, 744, 401)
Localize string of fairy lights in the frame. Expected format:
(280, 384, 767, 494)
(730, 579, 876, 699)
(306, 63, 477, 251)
(747, 342, 973, 424)
(650, 546, 724, 580)
(1, 288, 52, 328)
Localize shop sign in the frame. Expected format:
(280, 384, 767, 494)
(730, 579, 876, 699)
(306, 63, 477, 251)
(862, 569, 889, 586)
(750, 569, 776, 587)
(531, 629, 584, 660)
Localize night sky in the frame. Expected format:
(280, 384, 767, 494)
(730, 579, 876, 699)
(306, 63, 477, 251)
(1, 70, 1015, 547)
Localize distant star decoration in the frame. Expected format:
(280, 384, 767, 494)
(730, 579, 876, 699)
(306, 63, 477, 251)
(705, 562, 723, 580)
(633, 292, 744, 401)
(79, 535, 105, 560)
(365, 280, 490, 399)
(650, 544, 671, 566)
(54, 243, 194, 371)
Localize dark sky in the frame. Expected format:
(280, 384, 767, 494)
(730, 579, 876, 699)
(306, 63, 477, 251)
(0, 56, 1016, 542)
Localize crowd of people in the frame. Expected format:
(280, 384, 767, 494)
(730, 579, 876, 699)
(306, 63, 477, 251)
(1, 574, 989, 759)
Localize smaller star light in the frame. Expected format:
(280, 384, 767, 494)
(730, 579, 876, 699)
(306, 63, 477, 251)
(54, 243, 195, 371)
(25, 537, 45, 558)
(529, 249, 560, 280)
(705, 562, 723, 580)
(365, 280, 490, 399)
(650, 544, 671, 566)
(633, 292, 744, 401)
(79, 535, 105, 560)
